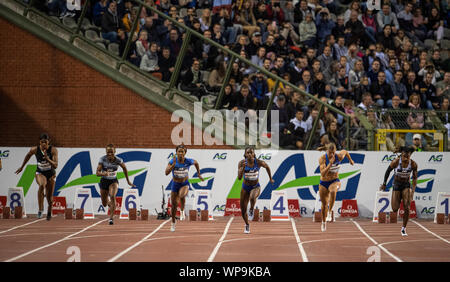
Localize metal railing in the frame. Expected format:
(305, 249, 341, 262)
(9, 0, 353, 149)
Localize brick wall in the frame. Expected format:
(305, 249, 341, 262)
(0, 17, 232, 149)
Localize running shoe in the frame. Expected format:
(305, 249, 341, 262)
(37, 211, 43, 219)
(46, 211, 52, 221)
(248, 209, 254, 221)
(401, 227, 407, 236)
(170, 222, 176, 232)
(326, 211, 332, 222)
(244, 224, 250, 234)
(180, 210, 185, 221)
(109, 219, 114, 225)
(321, 222, 326, 232)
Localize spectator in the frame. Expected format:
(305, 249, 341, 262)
(378, 112, 396, 151)
(199, 8, 212, 31)
(285, 109, 307, 149)
(376, 4, 399, 33)
(436, 71, 450, 99)
(122, 6, 140, 34)
(247, 32, 262, 57)
(233, 84, 256, 115)
(370, 71, 394, 108)
(315, 8, 335, 44)
(140, 42, 162, 79)
(218, 84, 237, 110)
(312, 133, 330, 150)
(208, 60, 226, 92)
(354, 76, 371, 104)
(250, 71, 269, 109)
(326, 121, 343, 150)
(419, 72, 437, 109)
(357, 92, 374, 112)
(305, 107, 326, 137)
(348, 59, 365, 90)
(194, 29, 218, 70)
(345, 10, 365, 46)
(411, 134, 425, 151)
(212, 7, 238, 45)
(180, 59, 207, 99)
(298, 12, 317, 48)
(311, 71, 329, 98)
(367, 59, 381, 84)
(136, 30, 150, 57)
(119, 30, 140, 67)
(317, 45, 333, 74)
(425, 7, 444, 45)
(93, 0, 109, 26)
(238, 0, 260, 37)
(158, 46, 176, 82)
(250, 46, 266, 72)
(344, 0, 362, 24)
(343, 99, 359, 128)
(294, 0, 315, 24)
(101, 1, 125, 43)
(362, 7, 377, 44)
(301, 69, 313, 93)
(391, 70, 409, 105)
(333, 35, 348, 61)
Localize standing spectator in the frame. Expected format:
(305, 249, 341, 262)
(101, 1, 125, 43)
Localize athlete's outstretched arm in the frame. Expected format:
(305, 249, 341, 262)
(15, 147, 37, 174)
(339, 150, 354, 165)
(319, 155, 334, 177)
(44, 147, 58, 169)
(380, 158, 399, 190)
(119, 162, 136, 187)
(194, 160, 204, 181)
(165, 155, 176, 176)
(258, 160, 274, 183)
(237, 160, 245, 180)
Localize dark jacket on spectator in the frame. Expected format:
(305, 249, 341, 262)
(370, 81, 394, 102)
(101, 8, 124, 33)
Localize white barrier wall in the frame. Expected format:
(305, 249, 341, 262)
(0, 147, 448, 218)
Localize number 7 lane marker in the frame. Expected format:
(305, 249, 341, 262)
(0, 218, 46, 235)
(351, 219, 403, 262)
(108, 219, 171, 262)
(4, 218, 108, 262)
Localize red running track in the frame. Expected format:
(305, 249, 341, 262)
(0, 215, 449, 262)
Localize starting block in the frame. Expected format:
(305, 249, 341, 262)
(252, 208, 260, 222)
(65, 208, 73, 219)
(141, 209, 148, 220)
(378, 212, 386, 223)
(189, 210, 197, 221)
(129, 208, 137, 220)
(263, 209, 271, 222)
(14, 206, 23, 219)
(389, 211, 397, 223)
(75, 209, 84, 220)
(3, 207, 10, 219)
(200, 210, 209, 221)
(314, 211, 322, 222)
(436, 213, 445, 224)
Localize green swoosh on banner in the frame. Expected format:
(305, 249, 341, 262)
(188, 176, 213, 184)
(57, 168, 147, 191)
(226, 170, 361, 199)
(386, 178, 432, 190)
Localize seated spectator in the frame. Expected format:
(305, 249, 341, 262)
(313, 133, 330, 150)
(119, 30, 140, 67)
(362, 7, 377, 44)
(283, 109, 307, 149)
(425, 7, 444, 45)
(162, 28, 182, 57)
(378, 112, 396, 151)
(343, 99, 359, 128)
(418, 72, 437, 109)
(436, 71, 450, 99)
(353, 76, 371, 104)
(250, 71, 269, 110)
(326, 121, 343, 150)
(199, 8, 212, 32)
(391, 70, 408, 106)
(298, 12, 316, 48)
(93, 0, 109, 26)
(376, 4, 399, 33)
(101, 1, 125, 43)
(180, 59, 207, 99)
(315, 8, 335, 44)
(305, 107, 326, 137)
(218, 84, 237, 110)
(208, 60, 227, 93)
(370, 71, 394, 108)
(136, 30, 149, 57)
(122, 6, 140, 34)
(238, 0, 260, 37)
(158, 46, 176, 82)
(140, 42, 162, 80)
(357, 92, 374, 112)
(345, 10, 365, 46)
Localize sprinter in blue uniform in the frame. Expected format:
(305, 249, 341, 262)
(318, 143, 354, 232)
(380, 146, 418, 236)
(165, 145, 203, 232)
(96, 144, 135, 225)
(238, 146, 274, 234)
(15, 133, 58, 220)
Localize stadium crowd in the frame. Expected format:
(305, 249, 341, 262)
(35, 0, 450, 150)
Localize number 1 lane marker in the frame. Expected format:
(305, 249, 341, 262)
(351, 219, 403, 262)
(4, 218, 108, 262)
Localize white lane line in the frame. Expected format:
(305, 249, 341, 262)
(290, 218, 309, 262)
(0, 218, 46, 235)
(107, 219, 170, 262)
(4, 218, 108, 262)
(351, 219, 403, 262)
(207, 216, 234, 262)
(411, 220, 450, 244)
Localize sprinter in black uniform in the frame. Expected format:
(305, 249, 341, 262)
(15, 133, 58, 220)
(96, 144, 135, 225)
(380, 146, 418, 236)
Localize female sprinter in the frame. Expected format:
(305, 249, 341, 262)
(15, 133, 58, 220)
(318, 143, 354, 231)
(238, 146, 274, 234)
(165, 145, 203, 232)
(379, 146, 417, 236)
(96, 144, 135, 225)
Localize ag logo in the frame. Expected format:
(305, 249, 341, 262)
(258, 153, 271, 161)
(0, 150, 10, 158)
(381, 154, 397, 163)
(167, 152, 175, 159)
(213, 153, 227, 160)
(428, 155, 443, 162)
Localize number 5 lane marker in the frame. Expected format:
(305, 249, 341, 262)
(351, 219, 403, 262)
(4, 218, 108, 262)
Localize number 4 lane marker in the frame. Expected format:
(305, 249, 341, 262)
(4, 218, 108, 262)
